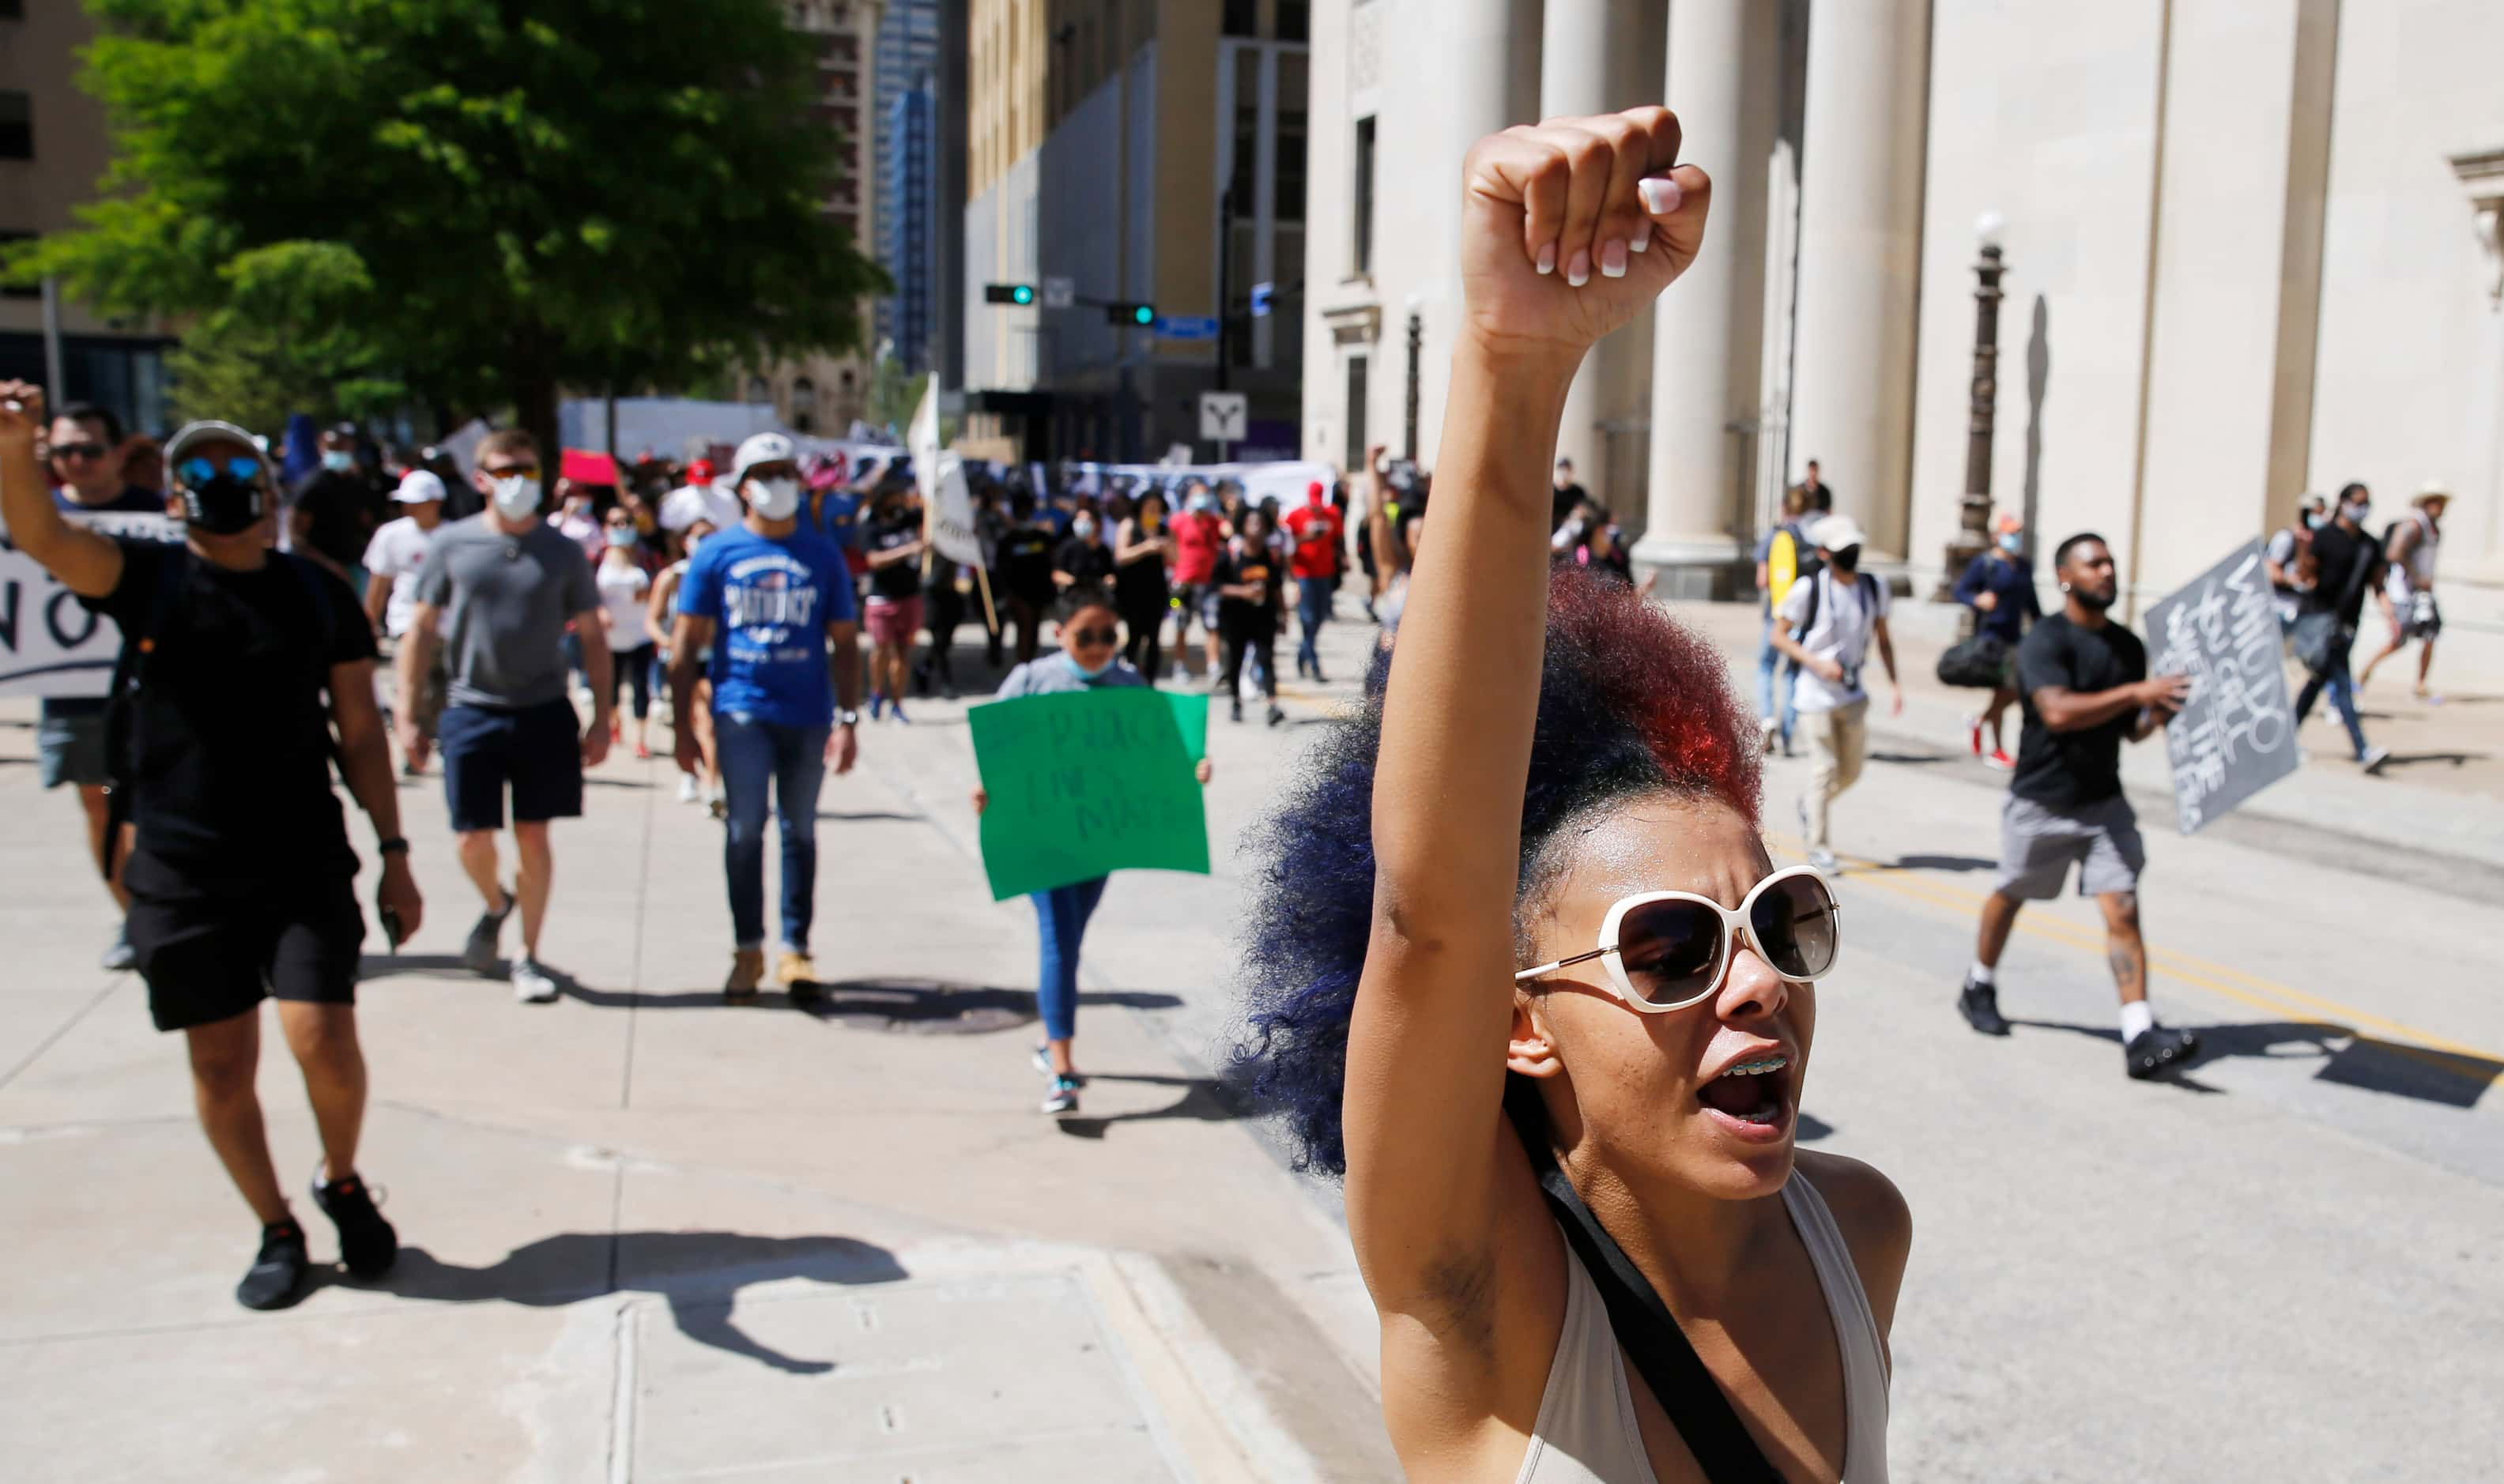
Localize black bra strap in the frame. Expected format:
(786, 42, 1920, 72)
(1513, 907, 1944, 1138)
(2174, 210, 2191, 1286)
(1522, 1133, 1782, 1483)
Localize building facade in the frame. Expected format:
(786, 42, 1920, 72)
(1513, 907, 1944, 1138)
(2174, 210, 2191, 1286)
(874, 0, 940, 374)
(0, 3, 173, 435)
(958, 0, 1310, 462)
(753, 0, 884, 436)
(1301, 0, 2504, 663)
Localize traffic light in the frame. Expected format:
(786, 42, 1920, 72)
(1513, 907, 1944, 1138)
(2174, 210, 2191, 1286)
(984, 283, 1037, 307)
(1105, 302, 1156, 326)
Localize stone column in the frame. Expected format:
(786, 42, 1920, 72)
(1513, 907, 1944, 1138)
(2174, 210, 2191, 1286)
(1395, 0, 1541, 465)
(1540, 0, 1669, 523)
(1635, 0, 1778, 595)
(1787, 0, 1929, 557)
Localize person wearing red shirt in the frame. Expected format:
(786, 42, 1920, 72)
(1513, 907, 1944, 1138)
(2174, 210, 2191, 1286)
(1284, 480, 1345, 683)
(1168, 479, 1226, 681)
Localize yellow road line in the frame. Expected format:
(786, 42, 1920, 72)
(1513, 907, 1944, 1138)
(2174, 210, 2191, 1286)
(1768, 832, 2503, 1082)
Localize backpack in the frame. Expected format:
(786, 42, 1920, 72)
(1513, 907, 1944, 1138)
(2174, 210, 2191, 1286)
(100, 547, 345, 880)
(1790, 563, 1873, 640)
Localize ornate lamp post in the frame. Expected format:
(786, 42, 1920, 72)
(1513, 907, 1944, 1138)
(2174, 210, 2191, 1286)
(1936, 211, 2006, 601)
(1403, 293, 1424, 460)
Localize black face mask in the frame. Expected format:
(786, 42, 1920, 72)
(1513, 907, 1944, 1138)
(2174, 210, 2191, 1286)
(1829, 544, 1861, 573)
(181, 474, 267, 536)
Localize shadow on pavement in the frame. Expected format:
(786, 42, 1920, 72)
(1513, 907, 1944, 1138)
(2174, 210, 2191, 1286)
(360, 953, 474, 980)
(582, 775, 653, 789)
(1054, 1071, 1252, 1140)
(816, 808, 926, 823)
(379, 1232, 906, 1374)
(1795, 1112, 1836, 1142)
(1867, 750, 1954, 766)
(555, 975, 1182, 1034)
(1875, 853, 1996, 874)
(2375, 751, 2487, 772)
(2012, 1018, 2496, 1109)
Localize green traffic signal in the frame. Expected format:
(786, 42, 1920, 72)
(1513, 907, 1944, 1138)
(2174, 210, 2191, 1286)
(1131, 303, 1155, 326)
(1013, 284, 1036, 306)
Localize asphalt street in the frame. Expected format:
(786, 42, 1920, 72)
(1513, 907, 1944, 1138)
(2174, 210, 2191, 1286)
(1, 592, 2497, 1481)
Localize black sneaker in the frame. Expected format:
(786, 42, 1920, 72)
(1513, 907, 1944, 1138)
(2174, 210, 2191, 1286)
(2124, 1024, 2201, 1079)
(311, 1172, 400, 1279)
(236, 1220, 311, 1310)
(462, 888, 514, 977)
(1958, 978, 2012, 1036)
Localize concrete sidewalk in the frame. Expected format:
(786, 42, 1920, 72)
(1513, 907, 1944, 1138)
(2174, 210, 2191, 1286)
(0, 646, 1397, 1480)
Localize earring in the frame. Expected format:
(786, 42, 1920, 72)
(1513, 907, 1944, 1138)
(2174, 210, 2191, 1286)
(2060, 583, 2072, 593)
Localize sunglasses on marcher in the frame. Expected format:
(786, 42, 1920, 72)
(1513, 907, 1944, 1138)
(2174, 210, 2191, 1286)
(1068, 627, 1119, 648)
(51, 442, 111, 462)
(1514, 865, 1842, 1013)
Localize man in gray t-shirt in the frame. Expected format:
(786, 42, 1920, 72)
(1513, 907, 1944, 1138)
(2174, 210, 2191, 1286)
(394, 429, 611, 1005)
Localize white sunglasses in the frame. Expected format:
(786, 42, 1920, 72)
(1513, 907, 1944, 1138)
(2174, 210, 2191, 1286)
(1514, 864, 1842, 1013)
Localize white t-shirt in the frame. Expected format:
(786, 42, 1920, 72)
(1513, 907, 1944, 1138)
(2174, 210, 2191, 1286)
(1778, 568, 1890, 713)
(362, 514, 439, 638)
(659, 484, 744, 533)
(596, 559, 653, 652)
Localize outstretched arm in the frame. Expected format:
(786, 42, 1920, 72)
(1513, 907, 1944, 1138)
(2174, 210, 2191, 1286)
(1344, 110, 1712, 1316)
(0, 382, 122, 597)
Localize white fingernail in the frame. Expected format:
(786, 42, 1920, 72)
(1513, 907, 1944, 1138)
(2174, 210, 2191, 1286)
(1566, 249, 1591, 288)
(1639, 177, 1681, 215)
(1631, 223, 1651, 253)
(1537, 243, 1556, 275)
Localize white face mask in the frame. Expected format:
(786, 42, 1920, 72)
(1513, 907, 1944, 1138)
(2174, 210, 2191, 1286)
(745, 476, 801, 522)
(489, 475, 542, 520)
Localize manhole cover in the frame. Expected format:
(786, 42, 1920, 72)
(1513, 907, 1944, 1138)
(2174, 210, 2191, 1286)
(807, 977, 1037, 1035)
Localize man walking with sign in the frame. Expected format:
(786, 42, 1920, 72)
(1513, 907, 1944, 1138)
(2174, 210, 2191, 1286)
(1958, 533, 2201, 1080)
(971, 587, 1212, 1116)
(669, 432, 864, 1001)
(1, 383, 424, 1310)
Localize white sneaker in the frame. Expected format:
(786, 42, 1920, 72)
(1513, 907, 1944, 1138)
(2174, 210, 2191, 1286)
(2360, 745, 2392, 775)
(677, 774, 702, 804)
(511, 957, 560, 1004)
(1808, 846, 1839, 872)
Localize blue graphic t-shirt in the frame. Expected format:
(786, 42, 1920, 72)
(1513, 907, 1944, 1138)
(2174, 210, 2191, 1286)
(677, 525, 858, 728)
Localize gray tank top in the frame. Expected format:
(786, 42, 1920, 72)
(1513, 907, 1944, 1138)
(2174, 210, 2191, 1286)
(1514, 1173, 1891, 1483)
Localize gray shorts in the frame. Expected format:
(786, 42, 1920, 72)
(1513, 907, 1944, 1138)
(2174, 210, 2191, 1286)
(1996, 793, 2146, 901)
(37, 709, 110, 790)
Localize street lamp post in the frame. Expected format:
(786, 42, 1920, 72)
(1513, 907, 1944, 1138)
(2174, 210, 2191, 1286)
(1936, 212, 2006, 602)
(1403, 303, 1424, 461)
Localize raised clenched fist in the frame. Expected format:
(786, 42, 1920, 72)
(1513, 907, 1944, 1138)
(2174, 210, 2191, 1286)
(1457, 108, 1712, 371)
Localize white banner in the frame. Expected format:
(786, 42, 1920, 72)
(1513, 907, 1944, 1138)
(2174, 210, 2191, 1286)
(0, 510, 183, 698)
(910, 382, 985, 568)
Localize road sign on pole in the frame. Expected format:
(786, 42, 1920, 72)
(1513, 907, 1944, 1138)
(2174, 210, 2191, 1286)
(1155, 315, 1221, 341)
(1199, 390, 1250, 457)
(1042, 277, 1076, 310)
(1249, 281, 1275, 318)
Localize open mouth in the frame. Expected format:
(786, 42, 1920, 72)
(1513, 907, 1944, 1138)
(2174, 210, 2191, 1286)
(1696, 1053, 1792, 1135)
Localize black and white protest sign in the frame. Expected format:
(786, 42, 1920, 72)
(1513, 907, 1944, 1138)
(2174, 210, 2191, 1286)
(2144, 540, 2301, 833)
(0, 510, 182, 699)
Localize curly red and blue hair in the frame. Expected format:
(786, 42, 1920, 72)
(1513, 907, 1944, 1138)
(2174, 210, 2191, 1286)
(1235, 567, 1762, 1177)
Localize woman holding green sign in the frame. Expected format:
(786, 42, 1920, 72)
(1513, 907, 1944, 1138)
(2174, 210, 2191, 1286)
(972, 587, 1213, 1114)
(1238, 109, 1909, 1481)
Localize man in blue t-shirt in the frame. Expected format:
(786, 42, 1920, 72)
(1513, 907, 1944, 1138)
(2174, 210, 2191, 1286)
(668, 433, 863, 1002)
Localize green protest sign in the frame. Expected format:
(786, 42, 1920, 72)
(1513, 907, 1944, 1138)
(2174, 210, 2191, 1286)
(967, 688, 1211, 901)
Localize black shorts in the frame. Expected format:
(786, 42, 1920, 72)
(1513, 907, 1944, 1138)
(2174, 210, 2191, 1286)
(127, 877, 366, 1033)
(440, 699, 583, 833)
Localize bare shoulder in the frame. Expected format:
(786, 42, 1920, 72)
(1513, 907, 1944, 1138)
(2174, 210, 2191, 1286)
(1794, 1150, 1912, 1334)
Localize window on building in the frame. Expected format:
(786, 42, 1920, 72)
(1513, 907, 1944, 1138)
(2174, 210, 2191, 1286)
(1279, 2, 1310, 42)
(1222, 0, 1258, 38)
(1344, 356, 1368, 474)
(747, 377, 771, 405)
(0, 92, 30, 159)
(1352, 115, 1375, 275)
(1277, 53, 1307, 224)
(0, 1, 24, 18)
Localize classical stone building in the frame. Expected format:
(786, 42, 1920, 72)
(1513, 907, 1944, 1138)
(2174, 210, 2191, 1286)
(1300, 0, 2504, 663)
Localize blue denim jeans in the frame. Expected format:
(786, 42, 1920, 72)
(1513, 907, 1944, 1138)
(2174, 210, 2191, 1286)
(1295, 575, 1337, 672)
(1756, 613, 1800, 747)
(2294, 640, 2370, 760)
(1029, 876, 1109, 1041)
(716, 714, 832, 951)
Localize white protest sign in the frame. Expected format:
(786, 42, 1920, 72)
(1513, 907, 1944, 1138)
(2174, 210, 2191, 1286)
(0, 510, 183, 698)
(909, 381, 986, 568)
(2144, 539, 2302, 833)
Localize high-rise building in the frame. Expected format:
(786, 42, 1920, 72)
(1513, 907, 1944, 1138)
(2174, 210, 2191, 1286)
(956, 0, 1311, 463)
(752, 0, 884, 435)
(0, 4, 173, 435)
(873, 0, 940, 374)
(881, 87, 937, 378)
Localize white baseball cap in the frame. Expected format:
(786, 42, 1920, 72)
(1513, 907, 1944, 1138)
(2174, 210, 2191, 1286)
(394, 469, 447, 504)
(732, 431, 796, 487)
(1813, 514, 1867, 552)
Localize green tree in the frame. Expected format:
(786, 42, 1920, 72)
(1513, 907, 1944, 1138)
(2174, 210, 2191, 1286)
(164, 242, 406, 431)
(12, 0, 889, 457)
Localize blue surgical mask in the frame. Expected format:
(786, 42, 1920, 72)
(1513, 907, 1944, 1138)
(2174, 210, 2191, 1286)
(321, 450, 356, 473)
(1073, 517, 1096, 540)
(605, 526, 637, 549)
(1997, 532, 2023, 554)
(1188, 492, 1213, 514)
(1066, 650, 1114, 680)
